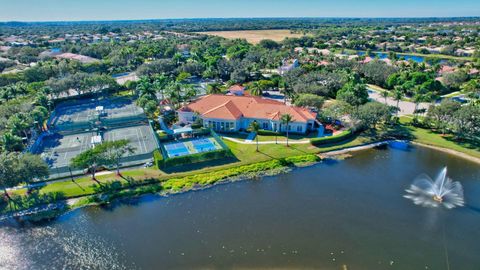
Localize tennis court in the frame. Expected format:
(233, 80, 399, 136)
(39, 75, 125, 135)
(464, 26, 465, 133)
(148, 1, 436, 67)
(164, 142, 191, 158)
(103, 125, 158, 156)
(163, 137, 222, 158)
(191, 138, 218, 152)
(32, 132, 95, 169)
(50, 98, 144, 129)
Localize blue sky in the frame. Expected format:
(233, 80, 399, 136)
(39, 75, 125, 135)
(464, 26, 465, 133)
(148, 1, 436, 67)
(1, 0, 479, 22)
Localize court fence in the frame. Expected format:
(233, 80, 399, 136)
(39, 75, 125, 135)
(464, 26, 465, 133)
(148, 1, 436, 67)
(156, 128, 233, 169)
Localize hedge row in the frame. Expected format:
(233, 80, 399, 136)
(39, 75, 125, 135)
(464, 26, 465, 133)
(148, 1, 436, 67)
(157, 149, 233, 168)
(310, 130, 354, 146)
(153, 149, 164, 168)
(257, 129, 283, 136)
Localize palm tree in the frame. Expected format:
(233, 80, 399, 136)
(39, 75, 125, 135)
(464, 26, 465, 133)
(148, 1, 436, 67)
(136, 76, 153, 97)
(249, 81, 263, 96)
(381, 90, 389, 105)
(207, 82, 222, 94)
(183, 84, 198, 102)
(392, 87, 404, 116)
(280, 113, 294, 147)
(249, 121, 260, 152)
(165, 82, 182, 108)
(153, 74, 169, 101)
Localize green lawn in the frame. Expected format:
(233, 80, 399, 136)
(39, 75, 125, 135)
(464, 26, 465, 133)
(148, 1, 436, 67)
(400, 117, 480, 159)
(367, 84, 387, 92)
(9, 132, 374, 200)
(12, 120, 479, 209)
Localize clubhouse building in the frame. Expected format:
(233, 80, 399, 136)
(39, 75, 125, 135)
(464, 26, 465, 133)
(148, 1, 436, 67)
(178, 95, 318, 134)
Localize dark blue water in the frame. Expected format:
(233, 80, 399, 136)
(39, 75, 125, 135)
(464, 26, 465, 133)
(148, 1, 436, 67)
(1, 146, 479, 269)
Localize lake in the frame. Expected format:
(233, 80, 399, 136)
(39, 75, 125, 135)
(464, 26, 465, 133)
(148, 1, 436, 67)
(1, 145, 480, 269)
(358, 51, 425, 63)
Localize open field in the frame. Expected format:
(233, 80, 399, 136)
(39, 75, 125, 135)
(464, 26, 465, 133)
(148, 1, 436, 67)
(195, 29, 304, 44)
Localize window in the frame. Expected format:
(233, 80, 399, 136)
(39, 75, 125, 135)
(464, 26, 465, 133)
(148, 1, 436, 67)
(288, 125, 291, 131)
(297, 126, 302, 132)
(263, 122, 268, 129)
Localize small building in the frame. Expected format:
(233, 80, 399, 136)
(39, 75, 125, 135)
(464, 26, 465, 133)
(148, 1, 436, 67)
(278, 59, 299, 75)
(55, 53, 99, 64)
(439, 65, 456, 75)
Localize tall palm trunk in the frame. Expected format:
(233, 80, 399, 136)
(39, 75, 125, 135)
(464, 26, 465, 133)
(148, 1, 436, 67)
(3, 187, 12, 210)
(286, 129, 290, 147)
(91, 164, 97, 180)
(116, 158, 121, 176)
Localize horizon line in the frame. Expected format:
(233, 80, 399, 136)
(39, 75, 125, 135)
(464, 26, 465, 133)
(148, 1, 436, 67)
(1, 15, 479, 24)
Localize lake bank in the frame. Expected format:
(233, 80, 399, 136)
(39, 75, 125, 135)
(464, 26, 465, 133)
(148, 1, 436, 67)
(3, 128, 479, 223)
(2, 146, 479, 269)
(1, 140, 394, 222)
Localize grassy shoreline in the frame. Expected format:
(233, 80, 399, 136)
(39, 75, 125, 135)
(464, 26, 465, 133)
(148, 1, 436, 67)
(2, 122, 479, 221)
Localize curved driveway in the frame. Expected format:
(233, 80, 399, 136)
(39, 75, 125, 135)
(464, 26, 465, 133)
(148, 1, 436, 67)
(368, 89, 430, 115)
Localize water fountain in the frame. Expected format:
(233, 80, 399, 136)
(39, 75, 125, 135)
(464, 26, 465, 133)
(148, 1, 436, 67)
(404, 167, 465, 209)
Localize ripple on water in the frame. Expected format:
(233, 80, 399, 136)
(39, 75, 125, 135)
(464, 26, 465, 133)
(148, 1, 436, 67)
(0, 215, 134, 270)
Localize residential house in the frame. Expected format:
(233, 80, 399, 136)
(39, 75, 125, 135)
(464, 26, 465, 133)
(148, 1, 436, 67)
(55, 53, 99, 64)
(178, 95, 318, 134)
(278, 59, 299, 75)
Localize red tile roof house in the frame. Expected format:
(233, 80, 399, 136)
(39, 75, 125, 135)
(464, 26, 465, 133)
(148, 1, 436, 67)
(178, 95, 318, 134)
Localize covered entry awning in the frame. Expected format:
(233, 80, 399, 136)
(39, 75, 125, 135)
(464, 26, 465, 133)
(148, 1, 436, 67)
(173, 127, 193, 135)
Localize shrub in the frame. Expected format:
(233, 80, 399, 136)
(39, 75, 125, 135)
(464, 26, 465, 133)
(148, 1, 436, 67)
(310, 130, 353, 146)
(153, 149, 164, 168)
(156, 131, 170, 141)
(257, 129, 282, 136)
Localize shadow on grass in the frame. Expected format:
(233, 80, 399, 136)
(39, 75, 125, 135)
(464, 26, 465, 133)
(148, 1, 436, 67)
(409, 122, 479, 151)
(443, 135, 480, 151)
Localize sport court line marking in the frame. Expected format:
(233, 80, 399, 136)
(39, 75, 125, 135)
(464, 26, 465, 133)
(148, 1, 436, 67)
(136, 127, 148, 153)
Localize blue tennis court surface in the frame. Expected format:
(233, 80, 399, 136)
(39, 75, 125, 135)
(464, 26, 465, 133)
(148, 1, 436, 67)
(191, 138, 217, 152)
(163, 137, 222, 158)
(164, 142, 190, 157)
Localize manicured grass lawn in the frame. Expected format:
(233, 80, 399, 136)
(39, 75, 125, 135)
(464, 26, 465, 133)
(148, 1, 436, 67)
(367, 84, 387, 92)
(400, 117, 480, 159)
(11, 132, 375, 200)
(441, 91, 462, 98)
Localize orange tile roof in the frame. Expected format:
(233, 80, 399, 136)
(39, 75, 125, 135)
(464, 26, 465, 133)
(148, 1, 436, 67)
(181, 95, 317, 123)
